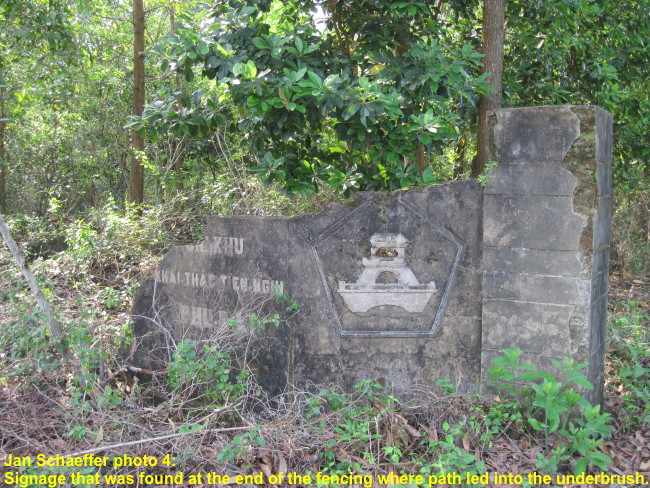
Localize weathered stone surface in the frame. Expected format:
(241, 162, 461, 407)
(482, 300, 573, 356)
(597, 162, 612, 197)
(483, 272, 580, 305)
(595, 107, 613, 162)
(483, 194, 587, 250)
(492, 106, 580, 162)
(484, 162, 577, 196)
(130, 217, 293, 394)
(594, 196, 612, 251)
(483, 247, 582, 276)
(132, 183, 484, 394)
(130, 106, 612, 403)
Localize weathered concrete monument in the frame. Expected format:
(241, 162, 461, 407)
(131, 105, 612, 403)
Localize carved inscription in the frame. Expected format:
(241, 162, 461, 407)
(154, 235, 284, 294)
(154, 270, 283, 294)
(178, 305, 230, 327)
(191, 236, 244, 255)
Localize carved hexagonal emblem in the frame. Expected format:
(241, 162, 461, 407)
(310, 197, 464, 338)
(338, 233, 437, 313)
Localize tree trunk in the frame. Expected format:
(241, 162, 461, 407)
(473, 0, 505, 178)
(129, 0, 145, 206)
(170, 5, 184, 192)
(0, 67, 7, 214)
(404, 145, 426, 175)
(0, 95, 7, 214)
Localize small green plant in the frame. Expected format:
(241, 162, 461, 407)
(470, 400, 525, 444)
(488, 348, 612, 474)
(167, 339, 248, 406)
(245, 286, 300, 331)
(383, 445, 403, 464)
(434, 377, 456, 395)
(216, 426, 266, 466)
(422, 420, 486, 485)
(477, 161, 498, 186)
(65, 422, 91, 441)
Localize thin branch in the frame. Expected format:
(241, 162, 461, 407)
(0, 212, 91, 391)
(0, 213, 64, 341)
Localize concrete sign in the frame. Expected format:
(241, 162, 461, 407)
(130, 105, 613, 403)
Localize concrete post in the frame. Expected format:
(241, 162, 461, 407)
(481, 106, 612, 403)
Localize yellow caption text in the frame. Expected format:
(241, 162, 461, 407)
(3, 455, 648, 487)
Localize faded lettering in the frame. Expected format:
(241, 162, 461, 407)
(155, 270, 283, 294)
(178, 305, 229, 327)
(191, 236, 245, 256)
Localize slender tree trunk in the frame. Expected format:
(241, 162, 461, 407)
(0, 214, 64, 342)
(453, 134, 468, 179)
(0, 96, 7, 214)
(0, 212, 92, 392)
(129, 0, 145, 205)
(0, 65, 7, 214)
(404, 145, 426, 175)
(170, 5, 183, 192)
(473, 0, 505, 178)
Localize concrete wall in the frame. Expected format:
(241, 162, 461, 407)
(130, 105, 612, 402)
(132, 182, 485, 394)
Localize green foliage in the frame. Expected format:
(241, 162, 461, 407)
(133, 0, 491, 192)
(0, 0, 76, 59)
(434, 377, 457, 395)
(476, 161, 497, 187)
(1, 0, 646, 215)
(612, 190, 649, 277)
(423, 420, 486, 481)
(167, 288, 298, 408)
(472, 400, 525, 442)
(0, 306, 59, 377)
(1, 0, 135, 213)
(196, 173, 341, 216)
(61, 201, 163, 277)
(488, 348, 613, 474)
(168, 339, 248, 405)
(304, 377, 488, 483)
(3, 0, 647, 215)
(65, 422, 91, 441)
(216, 426, 266, 465)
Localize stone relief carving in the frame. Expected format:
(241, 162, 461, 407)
(338, 233, 437, 313)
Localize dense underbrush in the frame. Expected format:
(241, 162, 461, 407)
(0, 189, 647, 487)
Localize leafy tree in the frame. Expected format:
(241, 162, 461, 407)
(134, 0, 491, 193)
(1, 0, 179, 213)
(2, 0, 646, 220)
